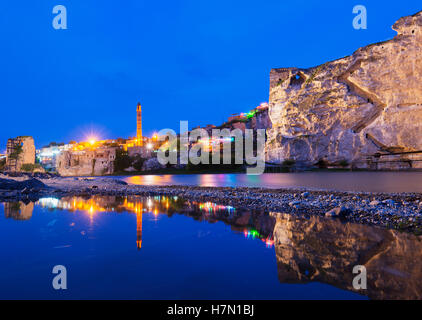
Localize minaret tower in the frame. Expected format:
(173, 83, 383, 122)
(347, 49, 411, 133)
(136, 102, 143, 146)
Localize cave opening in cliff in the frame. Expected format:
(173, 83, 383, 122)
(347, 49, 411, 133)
(290, 73, 305, 86)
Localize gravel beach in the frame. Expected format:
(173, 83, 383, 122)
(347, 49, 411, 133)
(1, 173, 422, 235)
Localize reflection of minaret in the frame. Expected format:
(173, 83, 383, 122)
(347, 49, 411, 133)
(136, 203, 143, 250)
(136, 102, 143, 146)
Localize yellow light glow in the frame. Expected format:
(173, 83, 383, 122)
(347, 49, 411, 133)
(147, 143, 153, 150)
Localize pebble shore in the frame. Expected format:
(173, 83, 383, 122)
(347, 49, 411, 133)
(1, 175, 422, 235)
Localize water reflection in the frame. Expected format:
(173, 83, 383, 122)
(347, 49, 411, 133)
(3, 202, 33, 220)
(34, 196, 274, 251)
(272, 213, 422, 300)
(123, 172, 422, 193)
(2, 196, 422, 299)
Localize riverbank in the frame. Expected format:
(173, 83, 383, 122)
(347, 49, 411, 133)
(112, 166, 244, 176)
(1, 174, 422, 235)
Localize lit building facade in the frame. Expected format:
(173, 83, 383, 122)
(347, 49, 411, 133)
(37, 144, 74, 171)
(56, 146, 117, 176)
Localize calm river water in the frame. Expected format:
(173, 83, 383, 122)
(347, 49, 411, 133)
(1, 195, 421, 299)
(122, 172, 422, 193)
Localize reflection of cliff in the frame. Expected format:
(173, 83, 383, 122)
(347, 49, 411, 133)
(33, 195, 422, 299)
(4, 202, 33, 220)
(272, 213, 422, 300)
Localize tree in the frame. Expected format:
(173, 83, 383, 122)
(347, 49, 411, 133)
(21, 163, 43, 172)
(8, 144, 23, 160)
(132, 156, 145, 171)
(114, 149, 132, 172)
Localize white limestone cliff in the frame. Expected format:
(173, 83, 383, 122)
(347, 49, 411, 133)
(266, 11, 422, 169)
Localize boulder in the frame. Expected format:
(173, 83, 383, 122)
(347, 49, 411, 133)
(325, 206, 350, 218)
(142, 158, 166, 171)
(0, 178, 48, 191)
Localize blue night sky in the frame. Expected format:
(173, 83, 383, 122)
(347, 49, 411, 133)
(0, 1, 420, 150)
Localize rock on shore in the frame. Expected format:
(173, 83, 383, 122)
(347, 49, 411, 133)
(0, 178, 48, 191)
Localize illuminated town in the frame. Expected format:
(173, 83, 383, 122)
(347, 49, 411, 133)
(0, 102, 269, 176)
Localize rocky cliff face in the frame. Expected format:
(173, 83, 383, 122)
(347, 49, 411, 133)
(246, 109, 272, 131)
(266, 11, 422, 168)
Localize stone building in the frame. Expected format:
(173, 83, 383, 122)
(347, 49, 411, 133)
(228, 114, 247, 123)
(37, 143, 74, 171)
(5, 136, 36, 172)
(56, 146, 116, 176)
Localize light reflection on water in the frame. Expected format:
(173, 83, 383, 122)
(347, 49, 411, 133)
(0, 196, 421, 299)
(36, 196, 271, 250)
(123, 172, 422, 193)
